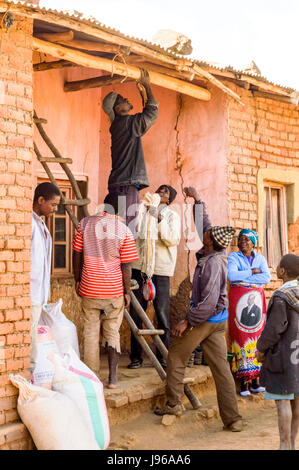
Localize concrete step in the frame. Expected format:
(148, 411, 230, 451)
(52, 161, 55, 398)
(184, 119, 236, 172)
(100, 355, 215, 426)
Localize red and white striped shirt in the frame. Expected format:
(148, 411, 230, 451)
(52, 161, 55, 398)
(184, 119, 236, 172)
(73, 213, 139, 298)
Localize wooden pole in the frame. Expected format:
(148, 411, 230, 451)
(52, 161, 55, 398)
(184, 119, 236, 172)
(35, 31, 74, 42)
(32, 37, 211, 101)
(59, 39, 130, 55)
(34, 60, 74, 72)
(33, 142, 79, 229)
(64, 74, 134, 93)
(124, 309, 166, 381)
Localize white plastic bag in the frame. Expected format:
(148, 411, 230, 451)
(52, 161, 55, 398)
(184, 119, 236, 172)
(10, 374, 100, 450)
(40, 299, 80, 357)
(31, 326, 59, 389)
(52, 347, 110, 450)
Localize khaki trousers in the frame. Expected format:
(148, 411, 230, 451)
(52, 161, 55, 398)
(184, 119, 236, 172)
(30, 305, 43, 374)
(166, 321, 242, 427)
(82, 296, 124, 376)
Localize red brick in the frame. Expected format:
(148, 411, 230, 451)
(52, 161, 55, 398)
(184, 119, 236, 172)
(6, 286, 24, 297)
(7, 161, 24, 174)
(16, 148, 32, 161)
(5, 239, 25, 250)
(14, 346, 30, 358)
(5, 310, 23, 322)
(14, 273, 30, 285)
(22, 308, 31, 320)
(3, 348, 14, 360)
(14, 251, 30, 262)
(0, 120, 17, 134)
(0, 323, 14, 335)
(6, 262, 24, 273)
(15, 321, 30, 332)
(6, 334, 24, 346)
(0, 273, 14, 285)
(7, 136, 25, 148)
(0, 174, 15, 185)
(17, 123, 33, 136)
(14, 297, 31, 308)
(6, 109, 24, 122)
(16, 71, 32, 86)
(0, 225, 15, 236)
(7, 186, 25, 198)
(15, 174, 33, 188)
(16, 198, 32, 211)
(0, 298, 14, 310)
(16, 97, 33, 112)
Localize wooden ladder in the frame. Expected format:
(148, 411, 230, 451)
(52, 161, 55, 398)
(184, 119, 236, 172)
(33, 110, 90, 228)
(33, 113, 200, 410)
(126, 289, 201, 409)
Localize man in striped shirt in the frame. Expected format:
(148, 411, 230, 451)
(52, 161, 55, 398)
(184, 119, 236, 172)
(73, 195, 139, 388)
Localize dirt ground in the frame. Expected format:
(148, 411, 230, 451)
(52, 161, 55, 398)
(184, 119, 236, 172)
(109, 392, 298, 451)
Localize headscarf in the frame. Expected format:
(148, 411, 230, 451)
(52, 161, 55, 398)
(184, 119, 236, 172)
(238, 229, 258, 247)
(156, 185, 177, 205)
(102, 91, 119, 123)
(211, 226, 236, 248)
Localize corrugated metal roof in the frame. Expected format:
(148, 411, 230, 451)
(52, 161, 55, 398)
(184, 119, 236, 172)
(5, 0, 298, 94)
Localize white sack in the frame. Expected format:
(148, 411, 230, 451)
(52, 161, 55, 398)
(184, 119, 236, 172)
(52, 348, 110, 450)
(10, 374, 100, 450)
(40, 299, 79, 357)
(31, 326, 59, 389)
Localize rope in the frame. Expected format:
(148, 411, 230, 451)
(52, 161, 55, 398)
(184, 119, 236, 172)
(111, 49, 129, 83)
(0, 4, 12, 32)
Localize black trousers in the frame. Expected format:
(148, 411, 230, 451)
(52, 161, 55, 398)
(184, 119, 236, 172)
(108, 185, 140, 237)
(129, 269, 170, 363)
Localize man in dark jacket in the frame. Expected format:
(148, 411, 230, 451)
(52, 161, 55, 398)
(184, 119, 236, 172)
(155, 187, 243, 432)
(256, 254, 299, 450)
(102, 70, 158, 234)
(240, 293, 261, 327)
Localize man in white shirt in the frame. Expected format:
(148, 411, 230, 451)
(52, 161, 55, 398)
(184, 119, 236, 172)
(30, 182, 60, 373)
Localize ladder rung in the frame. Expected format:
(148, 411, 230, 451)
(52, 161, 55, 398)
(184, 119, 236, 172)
(38, 157, 73, 164)
(34, 117, 48, 124)
(183, 377, 195, 384)
(137, 329, 164, 336)
(63, 198, 90, 207)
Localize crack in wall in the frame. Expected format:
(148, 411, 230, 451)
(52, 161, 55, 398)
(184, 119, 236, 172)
(174, 94, 191, 280)
(170, 94, 193, 324)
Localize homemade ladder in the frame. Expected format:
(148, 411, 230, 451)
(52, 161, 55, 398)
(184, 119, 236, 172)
(33, 112, 200, 410)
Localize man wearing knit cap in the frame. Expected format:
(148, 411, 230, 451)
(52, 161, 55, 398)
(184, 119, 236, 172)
(155, 186, 243, 432)
(102, 70, 159, 233)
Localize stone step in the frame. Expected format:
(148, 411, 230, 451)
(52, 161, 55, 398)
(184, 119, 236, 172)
(101, 355, 214, 426)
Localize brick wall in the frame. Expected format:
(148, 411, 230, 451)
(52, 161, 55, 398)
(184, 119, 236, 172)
(226, 84, 299, 298)
(0, 15, 34, 450)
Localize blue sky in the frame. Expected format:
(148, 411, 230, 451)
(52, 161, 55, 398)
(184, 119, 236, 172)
(41, 0, 299, 90)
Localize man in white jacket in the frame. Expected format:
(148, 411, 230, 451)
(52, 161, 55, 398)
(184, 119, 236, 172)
(31, 182, 60, 373)
(128, 185, 181, 369)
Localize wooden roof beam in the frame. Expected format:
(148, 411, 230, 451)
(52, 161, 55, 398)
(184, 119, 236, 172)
(64, 74, 134, 92)
(32, 37, 211, 101)
(0, 3, 242, 104)
(34, 59, 75, 71)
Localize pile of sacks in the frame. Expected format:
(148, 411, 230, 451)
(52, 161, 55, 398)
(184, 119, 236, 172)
(10, 299, 110, 451)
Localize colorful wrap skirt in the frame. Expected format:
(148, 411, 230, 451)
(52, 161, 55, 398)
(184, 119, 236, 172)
(228, 284, 267, 382)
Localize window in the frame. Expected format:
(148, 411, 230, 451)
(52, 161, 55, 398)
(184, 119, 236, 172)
(38, 179, 88, 277)
(263, 183, 288, 269)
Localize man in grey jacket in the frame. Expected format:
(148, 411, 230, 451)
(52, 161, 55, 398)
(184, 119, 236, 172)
(155, 187, 243, 432)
